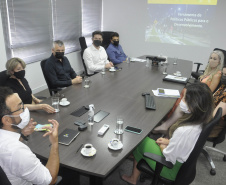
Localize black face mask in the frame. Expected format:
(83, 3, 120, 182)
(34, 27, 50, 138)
(113, 41, 119, 46)
(93, 40, 102, 47)
(221, 75, 226, 85)
(14, 70, 25, 79)
(55, 52, 64, 59)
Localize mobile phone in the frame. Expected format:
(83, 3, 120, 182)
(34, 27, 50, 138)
(94, 110, 110, 123)
(124, 126, 142, 134)
(158, 88, 165, 95)
(34, 124, 52, 131)
(74, 120, 86, 126)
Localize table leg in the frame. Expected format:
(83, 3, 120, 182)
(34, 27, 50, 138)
(90, 176, 103, 185)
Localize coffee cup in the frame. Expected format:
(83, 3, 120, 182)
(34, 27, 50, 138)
(110, 138, 119, 148)
(61, 98, 67, 105)
(84, 143, 93, 154)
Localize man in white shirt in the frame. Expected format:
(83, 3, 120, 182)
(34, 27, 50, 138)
(0, 87, 59, 185)
(83, 31, 114, 75)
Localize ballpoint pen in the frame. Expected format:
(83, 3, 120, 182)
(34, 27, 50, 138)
(76, 144, 84, 153)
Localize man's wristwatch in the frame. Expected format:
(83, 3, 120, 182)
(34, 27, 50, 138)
(20, 132, 29, 141)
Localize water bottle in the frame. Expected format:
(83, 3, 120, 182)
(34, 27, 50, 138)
(126, 56, 130, 63)
(88, 104, 95, 125)
(146, 58, 150, 67)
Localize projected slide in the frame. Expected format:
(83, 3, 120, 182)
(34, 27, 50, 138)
(146, 0, 218, 47)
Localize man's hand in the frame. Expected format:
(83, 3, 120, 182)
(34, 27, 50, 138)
(21, 118, 37, 137)
(156, 137, 170, 146)
(40, 104, 55, 113)
(43, 119, 59, 145)
(105, 62, 114, 69)
(72, 76, 83, 84)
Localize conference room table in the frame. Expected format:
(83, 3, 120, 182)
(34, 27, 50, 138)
(28, 56, 193, 185)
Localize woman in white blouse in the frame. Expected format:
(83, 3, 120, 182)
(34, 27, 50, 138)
(121, 83, 214, 184)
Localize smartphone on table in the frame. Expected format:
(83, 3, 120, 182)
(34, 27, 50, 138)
(124, 126, 142, 134)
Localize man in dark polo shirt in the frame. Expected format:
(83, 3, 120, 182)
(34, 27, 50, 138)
(45, 40, 82, 88)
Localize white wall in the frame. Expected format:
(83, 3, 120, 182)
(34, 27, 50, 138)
(0, 10, 84, 94)
(103, 0, 226, 70)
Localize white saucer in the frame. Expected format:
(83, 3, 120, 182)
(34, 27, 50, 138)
(59, 101, 70, 106)
(81, 147, 97, 157)
(108, 141, 123, 150)
(109, 69, 116, 72)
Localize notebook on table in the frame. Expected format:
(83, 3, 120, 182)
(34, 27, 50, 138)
(58, 129, 80, 146)
(163, 75, 188, 84)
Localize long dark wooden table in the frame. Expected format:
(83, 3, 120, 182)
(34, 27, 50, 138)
(28, 57, 192, 185)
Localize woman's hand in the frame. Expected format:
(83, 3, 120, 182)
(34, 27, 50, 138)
(156, 137, 170, 146)
(32, 94, 42, 104)
(40, 104, 55, 113)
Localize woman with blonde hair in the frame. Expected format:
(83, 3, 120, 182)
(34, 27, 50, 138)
(152, 50, 224, 134)
(199, 50, 224, 92)
(5, 57, 55, 113)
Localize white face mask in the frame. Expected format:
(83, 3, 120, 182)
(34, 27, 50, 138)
(179, 100, 191, 114)
(9, 108, 30, 129)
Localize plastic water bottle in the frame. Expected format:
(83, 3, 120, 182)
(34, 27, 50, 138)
(146, 58, 150, 67)
(126, 57, 130, 63)
(88, 104, 95, 125)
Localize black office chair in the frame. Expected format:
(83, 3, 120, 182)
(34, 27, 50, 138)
(0, 166, 11, 185)
(191, 48, 226, 80)
(40, 59, 63, 96)
(101, 31, 114, 49)
(137, 108, 222, 185)
(202, 119, 226, 175)
(79, 37, 92, 77)
(0, 70, 9, 86)
(0, 165, 62, 185)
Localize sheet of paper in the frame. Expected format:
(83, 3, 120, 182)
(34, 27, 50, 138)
(130, 57, 146, 62)
(152, 89, 180, 98)
(165, 75, 187, 82)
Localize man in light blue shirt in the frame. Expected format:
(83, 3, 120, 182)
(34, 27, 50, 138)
(106, 32, 127, 65)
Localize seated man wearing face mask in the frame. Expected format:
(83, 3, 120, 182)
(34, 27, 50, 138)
(0, 87, 60, 185)
(106, 32, 127, 65)
(45, 40, 82, 88)
(83, 31, 114, 75)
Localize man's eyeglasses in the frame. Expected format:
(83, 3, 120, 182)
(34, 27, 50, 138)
(8, 103, 24, 114)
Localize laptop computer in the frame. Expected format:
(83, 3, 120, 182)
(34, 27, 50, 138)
(58, 129, 80, 146)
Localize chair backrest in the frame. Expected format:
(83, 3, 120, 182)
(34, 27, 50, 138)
(0, 70, 9, 86)
(40, 59, 54, 96)
(0, 166, 11, 185)
(174, 108, 222, 185)
(79, 37, 91, 76)
(209, 119, 226, 147)
(101, 31, 114, 49)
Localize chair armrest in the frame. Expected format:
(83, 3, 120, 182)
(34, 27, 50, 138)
(194, 62, 203, 65)
(193, 63, 203, 73)
(144, 152, 174, 169)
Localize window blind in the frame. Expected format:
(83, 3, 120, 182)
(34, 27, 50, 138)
(51, 0, 81, 54)
(82, 0, 102, 46)
(0, 0, 52, 64)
